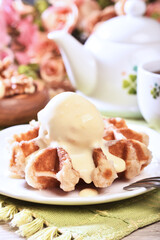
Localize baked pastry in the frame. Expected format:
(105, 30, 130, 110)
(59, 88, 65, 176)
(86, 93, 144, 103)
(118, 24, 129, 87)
(0, 58, 49, 126)
(0, 58, 36, 99)
(103, 117, 149, 146)
(9, 92, 152, 192)
(103, 117, 152, 179)
(9, 123, 117, 191)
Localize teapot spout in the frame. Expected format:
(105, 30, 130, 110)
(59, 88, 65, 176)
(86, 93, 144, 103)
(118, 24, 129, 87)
(48, 31, 97, 95)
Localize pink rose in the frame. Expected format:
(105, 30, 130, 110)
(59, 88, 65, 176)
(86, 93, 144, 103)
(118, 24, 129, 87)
(14, 51, 31, 65)
(40, 53, 66, 83)
(0, 0, 20, 26)
(17, 16, 38, 48)
(146, 2, 160, 22)
(0, 10, 11, 48)
(41, 1, 78, 33)
(81, 5, 116, 35)
(12, 0, 34, 15)
(13, 16, 39, 64)
(75, 0, 100, 32)
(0, 47, 14, 61)
(28, 32, 59, 63)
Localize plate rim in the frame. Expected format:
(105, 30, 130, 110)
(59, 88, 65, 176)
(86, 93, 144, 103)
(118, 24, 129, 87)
(0, 123, 159, 205)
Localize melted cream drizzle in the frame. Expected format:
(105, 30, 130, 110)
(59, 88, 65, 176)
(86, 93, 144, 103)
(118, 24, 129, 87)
(63, 146, 95, 183)
(79, 188, 98, 197)
(101, 143, 126, 173)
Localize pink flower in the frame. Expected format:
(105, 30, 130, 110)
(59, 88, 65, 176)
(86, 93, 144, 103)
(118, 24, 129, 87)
(75, 0, 100, 32)
(17, 16, 38, 48)
(12, 0, 34, 15)
(0, 9, 11, 48)
(0, 47, 14, 61)
(146, 2, 160, 22)
(85, 6, 116, 34)
(13, 17, 39, 64)
(14, 30, 58, 65)
(14, 51, 31, 65)
(28, 32, 59, 63)
(41, 1, 78, 33)
(0, 0, 20, 26)
(40, 53, 66, 83)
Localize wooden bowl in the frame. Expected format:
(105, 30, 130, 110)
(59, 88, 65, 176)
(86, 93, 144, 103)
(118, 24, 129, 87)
(0, 81, 50, 127)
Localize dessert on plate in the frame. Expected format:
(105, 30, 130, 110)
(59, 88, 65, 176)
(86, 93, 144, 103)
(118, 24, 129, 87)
(9, 92, 152, 192)
(0, 58, 49, 126)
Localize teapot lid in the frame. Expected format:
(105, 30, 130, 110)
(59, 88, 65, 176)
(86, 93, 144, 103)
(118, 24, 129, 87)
(94, 0, 160, 44)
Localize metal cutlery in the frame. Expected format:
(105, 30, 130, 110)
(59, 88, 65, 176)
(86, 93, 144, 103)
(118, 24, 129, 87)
(123, 177, 160, 191)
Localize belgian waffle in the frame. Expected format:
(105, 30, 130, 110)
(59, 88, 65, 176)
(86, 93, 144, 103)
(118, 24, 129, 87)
(9, 125, 39, 177)
(103, 118, 149, 146)
(9, 118, 152, 191)
(103, 118, 152, 179)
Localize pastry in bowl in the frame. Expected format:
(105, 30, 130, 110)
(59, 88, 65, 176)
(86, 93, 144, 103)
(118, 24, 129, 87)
(9, 92, 152, 192)
(0, 58, 49, 126)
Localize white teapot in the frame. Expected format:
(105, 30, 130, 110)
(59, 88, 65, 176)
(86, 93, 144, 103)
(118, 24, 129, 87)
(48, 0, 160, 117)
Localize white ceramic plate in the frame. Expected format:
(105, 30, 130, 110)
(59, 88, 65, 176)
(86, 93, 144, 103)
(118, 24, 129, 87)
(0, 124, 159, 205)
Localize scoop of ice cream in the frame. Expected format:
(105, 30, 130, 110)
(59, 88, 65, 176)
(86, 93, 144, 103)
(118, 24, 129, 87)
(38, 92, 104, 147)
(37, 92, 125, 183)
(37, 92, 104, 183)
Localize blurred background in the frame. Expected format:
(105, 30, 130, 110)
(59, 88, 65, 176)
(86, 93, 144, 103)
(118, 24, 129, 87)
(0, 0, 159, 98)
(0, 0, 160, 126)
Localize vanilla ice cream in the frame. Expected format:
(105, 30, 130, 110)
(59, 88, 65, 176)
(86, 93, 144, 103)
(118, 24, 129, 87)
(37, 92, 125, 183)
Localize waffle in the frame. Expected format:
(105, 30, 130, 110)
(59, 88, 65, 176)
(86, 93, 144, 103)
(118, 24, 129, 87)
(9, 118, 152, 191)
(103, 118, 151, 179)
(9, 125, 39, 177)
(25, 146, 81, 191)
(108, 139, 151, 179)
(92, 148, 117, 188)
(103, 118, 149, 146)
(9, 123, 117, 191)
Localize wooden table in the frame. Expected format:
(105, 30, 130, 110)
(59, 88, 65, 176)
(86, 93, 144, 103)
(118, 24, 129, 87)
(0, 221, 159, 239)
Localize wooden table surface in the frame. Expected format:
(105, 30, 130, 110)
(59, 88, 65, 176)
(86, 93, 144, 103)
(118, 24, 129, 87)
(0, 221, 159, 239)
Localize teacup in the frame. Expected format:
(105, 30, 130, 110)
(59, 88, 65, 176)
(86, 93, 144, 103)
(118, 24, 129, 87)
(137, 60, 160, 129)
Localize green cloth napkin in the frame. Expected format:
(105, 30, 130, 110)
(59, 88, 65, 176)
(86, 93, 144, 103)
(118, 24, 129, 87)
(0, 119, 159, 240)
(0, 190, 159, 240)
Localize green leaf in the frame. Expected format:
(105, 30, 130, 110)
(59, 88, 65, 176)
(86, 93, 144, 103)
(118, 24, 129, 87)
(35, 0, 49, 14)
(128, 87, 137, 95)
(151, 12, 160, 20)
(26, 71, 38, 79)
(34, 17, 45, 31)
(28, 64, 39, 71)
(122, 80, 130, 88)
(129, 74, 137, 82)
(153, 94, 157, 99)
(96, 0, 113, 8)
(18, 65, 29, 74)
(18, 64, 39, 79)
